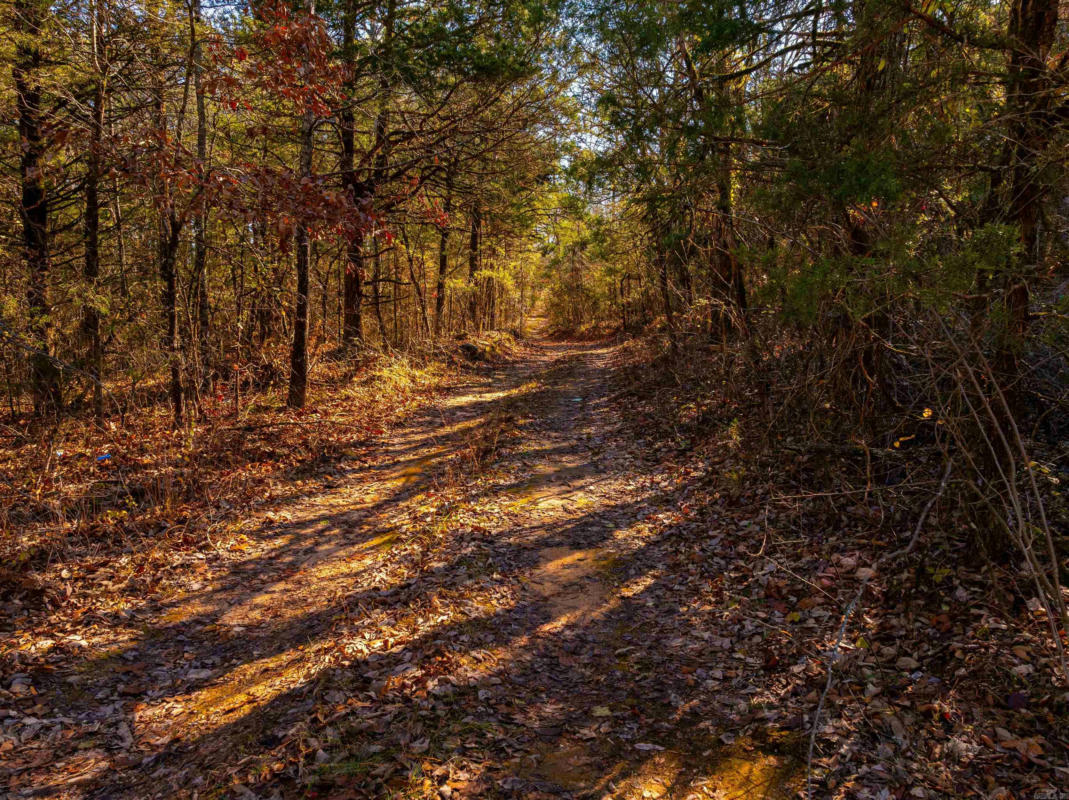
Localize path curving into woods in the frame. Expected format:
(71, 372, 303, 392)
(8, 337, 796, 800)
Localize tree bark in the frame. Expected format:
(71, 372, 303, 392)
(152, 64, 184, 428)
(370, 0, 395, 347)
(715, 149, 746, 319)
(342, 227, 365, 344)
(656, 238, 676, 353)
(83, 0, 105, 415)
(339, 1, 364, 345)
(110, 123, 128, 300)
(287, 102, 315, 408)
(372, 242, 388, 344)
(14, 0, 61, 415)
(1001, 0, 1059, 351)
(434, 168, 454, 341)
(467, 203, 481, 330)
(678, 38, 745, 331)
(159, 220, 183, 426)
(191, 0, 211, 390)
(402, 226, 430, 337)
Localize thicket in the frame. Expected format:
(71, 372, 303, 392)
(540, 0, 1069, 677)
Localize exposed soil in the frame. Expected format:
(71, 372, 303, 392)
(8, 334, 1063, 800)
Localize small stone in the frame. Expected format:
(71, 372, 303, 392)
(896, 656, 920, 671)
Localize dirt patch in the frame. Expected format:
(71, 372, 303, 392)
(529, 742, 799, 799)
(528, 546, 612, 628)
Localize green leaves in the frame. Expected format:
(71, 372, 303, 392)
(784, 146, 903, 208)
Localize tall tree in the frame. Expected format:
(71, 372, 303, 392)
(339, 0, 365, 346)
(286, 1, 319, 409)
(191, 0, 212, 390)
(1000, 0, 1060, 356)
(82, 0, 107, 415)
(14, 0, 61, 414)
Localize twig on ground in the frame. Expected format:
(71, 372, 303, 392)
(806, 459, 953, 799)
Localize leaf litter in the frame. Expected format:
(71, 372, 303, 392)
(2, 337, 1066, 799)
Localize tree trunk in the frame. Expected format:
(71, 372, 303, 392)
(153, 68, 184, 428)
(110, 144, 128, 300)
(435, 226, 449, 340)
(657, 241, 676, 353)
(372, 243, 388, 344)
(391, 248, 399, 345)
(1001, 0, 1059, 354)
(711, 142, 745, 334)
(339, 1, 364, 345)
(467, 203, 481, 330)
(369, 0, 395, 347)
(287, 101, 315, 408)
(372, 0, 395, 191)
(434, 170, 454, 340)
(159, 221, 183, 426)
(14, 0, 61, 416)
(401, 226, 429, 337)
(83, 0, 105, 415)
(678, 38, 746, 331)
(191, 0, 211, 390)
(343, 228, 364, 344)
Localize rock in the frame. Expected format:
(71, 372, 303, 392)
(896, 656, 921, 671)
(459, 343, 486, 362)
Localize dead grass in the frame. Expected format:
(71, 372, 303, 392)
(0, 352, 453, 616)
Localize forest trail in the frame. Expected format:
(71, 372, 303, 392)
(7, 1, 1066, 796)
(8, 337, 797, 800)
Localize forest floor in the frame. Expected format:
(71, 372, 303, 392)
(3, 332, 1066, 799)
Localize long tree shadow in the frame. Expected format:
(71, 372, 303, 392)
(5, 359, 544, 793)
(91, 467, 802, 794)
(10, 340, 811, 800)
(64, 482, 804, 799)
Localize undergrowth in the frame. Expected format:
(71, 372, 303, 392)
(612, 318, 1069, 792)
(0, 351, 452, 614)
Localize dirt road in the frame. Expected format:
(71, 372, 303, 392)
(5, 339, 796, 799)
